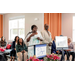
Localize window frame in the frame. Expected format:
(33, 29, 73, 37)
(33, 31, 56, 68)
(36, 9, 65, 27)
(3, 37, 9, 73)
(9, 17, 25, 41)
(72, 16, 75, 43)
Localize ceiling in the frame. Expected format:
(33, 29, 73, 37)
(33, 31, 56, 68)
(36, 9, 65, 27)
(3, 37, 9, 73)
(0, 13, 7, 15)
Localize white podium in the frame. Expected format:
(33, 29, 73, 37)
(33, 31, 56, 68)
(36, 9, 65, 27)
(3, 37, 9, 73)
(28, 44, 47, 59)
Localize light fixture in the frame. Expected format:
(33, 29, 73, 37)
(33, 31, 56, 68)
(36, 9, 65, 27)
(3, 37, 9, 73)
(34, 18, 39, 21)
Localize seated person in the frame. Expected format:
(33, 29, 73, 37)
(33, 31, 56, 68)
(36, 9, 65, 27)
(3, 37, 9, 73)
(0, 36, 7, 60)
(67, 38, 74, 61)
(0, 36, 7, 48)
(10, 36, 19, 61)
(51, 37, 65, 61)
(16, 38, 28, 61)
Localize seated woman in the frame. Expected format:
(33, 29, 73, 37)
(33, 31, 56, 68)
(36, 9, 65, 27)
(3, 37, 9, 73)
(51, 37, 65, 61)
(67, 38, 74, 61)
(0, 36, 7, 60)
(0, 36, 7, 48)
(16, 38, 28, 61)
(10, 36, 19, 61)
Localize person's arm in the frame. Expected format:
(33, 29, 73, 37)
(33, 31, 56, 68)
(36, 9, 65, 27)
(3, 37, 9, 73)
(37, 31, 44, 41)
(16, 45, 19, 52)
(4, 41, 7, 48)
(27, 34, 32, 42)
(11, 41, 15, 50)
(73, 44, 74, 50)
(49, 32, 53, 43)
(51, 43, 56, 54)
(27, 33, 36, 42)
(67, 43, 74, 51)
(72, 43, 74, 51)
(41, 31, 49, 44)
(24, 44, 28, 52)
(37, 37, 43, 41)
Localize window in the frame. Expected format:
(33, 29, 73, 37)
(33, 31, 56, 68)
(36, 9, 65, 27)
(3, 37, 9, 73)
(9, 17, 25, 41)
(73, 16, 75, 42)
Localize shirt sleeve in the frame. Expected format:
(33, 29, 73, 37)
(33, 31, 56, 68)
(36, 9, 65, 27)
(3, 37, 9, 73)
(37, 31, 43, 40)
(49, 32, 53, 43)
(41, 31, 49, 44)
(25, 33, 31, 42)
(72, 43, 74, 51)
(4, 41, 7, 48)
(24, 44, 28, 52)
(16, 45, 19, 52)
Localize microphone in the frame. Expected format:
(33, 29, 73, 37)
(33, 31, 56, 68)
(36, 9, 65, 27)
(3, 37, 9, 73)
(24, 31, 32, 41)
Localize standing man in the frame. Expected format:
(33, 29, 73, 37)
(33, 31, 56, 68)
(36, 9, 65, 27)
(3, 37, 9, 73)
(41, 24, 52, 55)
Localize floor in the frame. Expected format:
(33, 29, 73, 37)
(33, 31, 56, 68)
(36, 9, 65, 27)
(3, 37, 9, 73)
(7, 55, 73, 61)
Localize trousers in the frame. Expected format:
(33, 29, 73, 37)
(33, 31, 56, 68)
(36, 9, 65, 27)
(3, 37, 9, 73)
(17, 52, 28, 61)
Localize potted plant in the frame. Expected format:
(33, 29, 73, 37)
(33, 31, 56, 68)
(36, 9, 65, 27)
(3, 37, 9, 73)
(27, 56, 43, 61)
(46, 54, 60, 61)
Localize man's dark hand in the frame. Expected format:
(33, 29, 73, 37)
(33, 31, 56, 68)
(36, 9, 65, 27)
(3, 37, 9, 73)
(48, 42, 52, 46)
(37, 37, 40, 40)
(31, 33, 36, 37)
(37, 37, 43, 41)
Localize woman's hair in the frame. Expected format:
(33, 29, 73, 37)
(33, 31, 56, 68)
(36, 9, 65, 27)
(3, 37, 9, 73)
(14, 36, 19, 42)
(68, 37, 72, 41)
(1, 36, 6, 42)
(31, 25, 37, 30)
(17, 38, 25, 46)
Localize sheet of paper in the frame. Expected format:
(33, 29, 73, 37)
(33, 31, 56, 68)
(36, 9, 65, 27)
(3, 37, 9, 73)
(56, 36, 68, 48)
(35, 44, 46, 58)
(28, 46, 34, 58)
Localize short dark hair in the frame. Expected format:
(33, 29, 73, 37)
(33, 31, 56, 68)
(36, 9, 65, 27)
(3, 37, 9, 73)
(44, 24, 48, 26)
(60, 35, 63, 36)
(14, 36, 19, 42)
(31, 25, 37, 30)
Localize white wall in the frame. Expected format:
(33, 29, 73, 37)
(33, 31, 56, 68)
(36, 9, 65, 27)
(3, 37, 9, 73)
(4, 13, 75, 43)
(62, 13, 75, 42)
(3, 13, 44, 42)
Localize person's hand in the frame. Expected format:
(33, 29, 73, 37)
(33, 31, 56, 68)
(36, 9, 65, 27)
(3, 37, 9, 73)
(67, 49, 71, 51)
(23, 50, 25, 53)
(48, 42, 52, 46)
(56, 51, 60, 53)
(21, 51, 23, 53)
(21, 50, 25, 53)
(1, 47, 4, 49)
(52, 53, 54, 55)
(31, 33, 36, 37)
(37, 37, 40, 40)
(14, 48, 16, 50)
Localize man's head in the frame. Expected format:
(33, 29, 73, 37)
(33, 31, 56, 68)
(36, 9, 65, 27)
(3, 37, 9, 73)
(31, 25, 37, 33)
(44, 24, 49, 30)
(60, 35, 63, 36)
